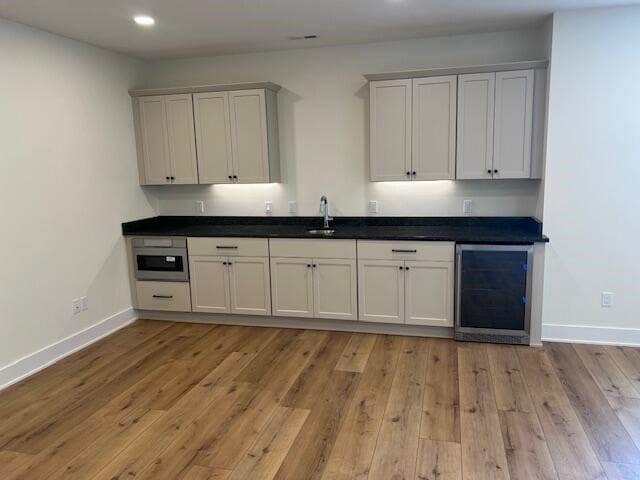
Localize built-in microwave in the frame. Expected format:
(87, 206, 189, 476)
(132, 237, 189, 282)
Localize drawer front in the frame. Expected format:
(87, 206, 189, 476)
(188, 237, 269, 257)
(357, 240, 454, 262)
(269, 238, 356, 259)
(136, 281, 192, 312)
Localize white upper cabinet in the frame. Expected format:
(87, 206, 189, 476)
(370, 79, 412, 181)
(493, 70, 534, 179)
(456, 73, 495, 180)
(138, 96, 171, 185)
(193, 92, 233, 184)
(165, 94, 199, 184)
(229, 89, 271, 184)
(368, 62, 545, 182)
(132, 83, 280, 185)
(136, 95, 198, 185)
(456, 69, 536, 180)
(412, 76, 457, 180)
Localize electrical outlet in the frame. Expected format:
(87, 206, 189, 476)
(463, 199, 473, 215)
(288, 201, 297, 214)
(72, 299, 82, 315)
(265, 201, 273, 215)
(81, 296, 89, 311)
(601, 292, 613, 308)
(195, 200, 205, 214)
(368, 200, 379, 214)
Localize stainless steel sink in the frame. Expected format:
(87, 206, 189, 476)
(307, 229, 336, 235)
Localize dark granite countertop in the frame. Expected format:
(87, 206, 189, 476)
(122, 216, 548, 244)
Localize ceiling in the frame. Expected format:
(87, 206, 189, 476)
(0, 0, 632, 60)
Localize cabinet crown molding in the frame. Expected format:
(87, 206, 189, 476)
(129, 81, 282, 97)
(364, 59, 548, 82)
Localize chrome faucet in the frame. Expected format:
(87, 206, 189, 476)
(320, 195, 333, 229)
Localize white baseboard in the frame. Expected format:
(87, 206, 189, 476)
(0, 307, 138, 391)
(542, 323, 640, 346)
(138, 310, 455, 339)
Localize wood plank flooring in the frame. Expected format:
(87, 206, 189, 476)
(2, 320, 640, 479)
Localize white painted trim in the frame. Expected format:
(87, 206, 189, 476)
(542, 323, 640, 346)
(138, 310, 455, 339)
(0, 308, 138, 391)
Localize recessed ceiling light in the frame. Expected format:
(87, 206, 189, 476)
(134, 15, 155, 26)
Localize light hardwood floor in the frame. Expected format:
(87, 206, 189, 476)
(1, 320, 640, 479)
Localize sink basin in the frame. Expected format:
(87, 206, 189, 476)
(307, 229, 336, 235)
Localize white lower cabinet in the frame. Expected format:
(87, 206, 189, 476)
(189, 256, 231, 313)
(357, 241, 454, 327)
(270, 257, 314, 318)
(358, 260, 405, 324)
(228, 257, 272, 315)
(271, 257, 358, 321)
(189, 247, 271, 315)
(404, 261, 454, 327)
(313, 259, 358, 321)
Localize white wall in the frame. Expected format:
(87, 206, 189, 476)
(0, 18, 155, 370)
(541, 6, 640, 344)
(143, 28, 546, 217)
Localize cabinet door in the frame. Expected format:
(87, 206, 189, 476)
(456, 73, 495, 179)
(412, 76, 457, 180)
(370, 80, 412, 182)
(229, 89, 270, 183)
(358, 260, 404, 324)
(313, 258, 357, 321)
(270, 257, 314, 318)
(193, 92, 233, 184)
(189, 256, 231, 313)
(493, 70, 534, 179)
(228, 257, 272, 316)
(405, 261, 454, 327)
(165, 94, 198, 184)
(138, 96, 171, 185)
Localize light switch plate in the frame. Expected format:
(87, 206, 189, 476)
(601, 292, 613, 307)
(195, 200, 205, 214)
(368, 200, 379, 214)
(463, 199, 473, 215)
(288, 201, 297, 214)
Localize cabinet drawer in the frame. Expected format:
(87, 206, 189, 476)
(136, 281, 192, 312)
(269, 239, 356, 259)
(188, 237, 269, 257)
(357, 240, 454, 262)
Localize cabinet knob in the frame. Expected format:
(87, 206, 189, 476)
(406, 171, 410, 176)
(307, 264, 311, 268)
(399, 266, 403, 270)
(493, 169, 498, 174)
(166, 176, 170, 180)
(233, 175, 238, 180)
(223, 262, 227, 265)
(487, 169, 492, 174)
(312, 264, 317, 268)
(412, 171, 416, 176)
(228, 175, 232, 180)
(405, 266, 410, 271)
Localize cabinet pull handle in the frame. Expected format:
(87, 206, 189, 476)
(216, 246, 238, 249)
(152, 295, 173, 299)
(392, 249, 417, 253)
